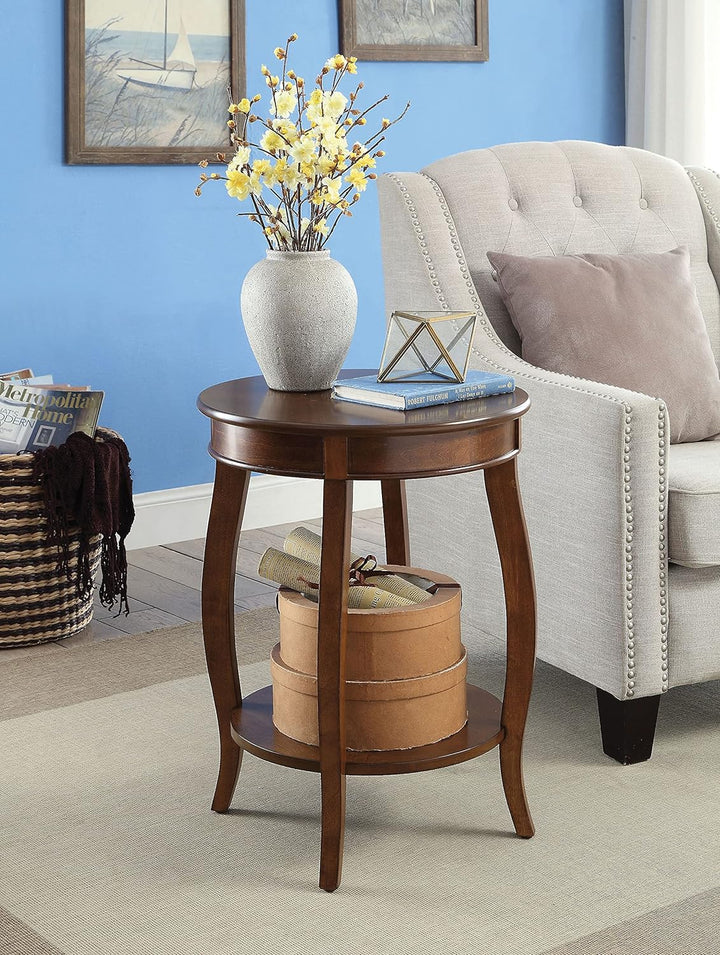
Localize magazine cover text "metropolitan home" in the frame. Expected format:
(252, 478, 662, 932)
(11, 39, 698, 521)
(0, 381, 104, 454)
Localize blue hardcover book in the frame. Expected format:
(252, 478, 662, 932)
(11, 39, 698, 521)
(331, 371, 515, 410)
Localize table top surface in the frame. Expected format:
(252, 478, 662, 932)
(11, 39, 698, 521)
(198, 370, 530, 436)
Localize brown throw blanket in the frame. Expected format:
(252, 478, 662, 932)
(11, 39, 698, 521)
(31, 432, 135, 614)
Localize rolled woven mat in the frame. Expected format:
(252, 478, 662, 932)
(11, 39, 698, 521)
(282, 526, 431, 603)
(257, 548, 414, 609)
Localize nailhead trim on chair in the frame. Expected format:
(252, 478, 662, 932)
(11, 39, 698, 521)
(389, 170, 671, 698)
(388, 174, 451, 311)
(687, 169, 720, 240)
(623, 403, 636, 695)
(657, 405, 669, 690)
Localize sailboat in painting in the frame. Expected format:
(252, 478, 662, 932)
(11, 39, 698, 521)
(116, 0, 196, 91)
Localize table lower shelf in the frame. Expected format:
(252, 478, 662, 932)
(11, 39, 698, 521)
(230, 683, 504, 776)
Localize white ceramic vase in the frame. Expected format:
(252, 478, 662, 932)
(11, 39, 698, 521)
(240, 250, 358, 392)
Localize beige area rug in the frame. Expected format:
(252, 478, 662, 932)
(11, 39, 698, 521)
(1, 610, 720, 955)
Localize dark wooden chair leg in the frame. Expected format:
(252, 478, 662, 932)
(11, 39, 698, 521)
(596, 688, 661, 764)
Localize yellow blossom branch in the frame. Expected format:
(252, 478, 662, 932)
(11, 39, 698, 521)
(196, 36, 409, 251)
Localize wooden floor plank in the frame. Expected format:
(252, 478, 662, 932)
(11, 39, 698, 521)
(233, 528, 289, 556)
(361, 506, 383, 523)
(164, 539, 204, 561)
(127, 546, 205, 590)
(165, 539, 267, 583)
(93, 595, 155, 620)
(91, 607, 189, 636)
(128, 546, 276, 600)
(350, 515, 387, 545)
(235, 591, 278, 612)
(124, 565, 203, 622)
(348, 537, 387, 562)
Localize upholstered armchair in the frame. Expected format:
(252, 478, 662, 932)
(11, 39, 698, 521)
(377, 141, 720, 763)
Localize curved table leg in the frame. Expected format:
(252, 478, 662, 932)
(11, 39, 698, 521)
(202, 460, 250, 813)
(484, 457, 536, 838)
(381, 479, 410, 565)
(317, 474, 353, 892)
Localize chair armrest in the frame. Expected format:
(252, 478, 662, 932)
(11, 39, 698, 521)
(407, 363, 669, 700)
(378, 172, 670, 699)
(686, 166, 720, 295)
(493, 356, 668, 701)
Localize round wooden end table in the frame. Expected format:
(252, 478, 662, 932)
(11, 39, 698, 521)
(197, 371, 536, 892)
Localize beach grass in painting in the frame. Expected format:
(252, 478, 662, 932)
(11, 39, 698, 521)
(355, 0, 475, 46)
(84, 19, 230, 149)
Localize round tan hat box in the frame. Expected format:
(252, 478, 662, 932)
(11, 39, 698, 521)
(271, 645, 468, 751)
(277, 566, 463, 681)
(272, 567, 467, 751)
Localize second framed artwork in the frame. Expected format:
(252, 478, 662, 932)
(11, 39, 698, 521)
(65, 0, 245, 164)
(340, 0, 488, 62)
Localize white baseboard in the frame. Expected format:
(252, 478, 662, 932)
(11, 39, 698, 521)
(126, 475, 382, 550)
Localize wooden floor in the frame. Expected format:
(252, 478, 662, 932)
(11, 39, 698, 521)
(81, 506, 387, 643)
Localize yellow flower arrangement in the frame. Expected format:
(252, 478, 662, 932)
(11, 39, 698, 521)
(195, 34, 409, 251)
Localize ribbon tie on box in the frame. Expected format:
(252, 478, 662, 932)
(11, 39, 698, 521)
(297, 554, 396, 591)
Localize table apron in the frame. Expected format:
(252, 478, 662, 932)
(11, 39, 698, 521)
(210, 421, 323, 475)
(347, 422, 518, 477)
(209, 419, 520, 479)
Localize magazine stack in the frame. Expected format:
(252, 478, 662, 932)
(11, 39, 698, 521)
(0, 367, 104, 454)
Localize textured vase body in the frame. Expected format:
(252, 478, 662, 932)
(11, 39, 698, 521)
(240, 250, 358, 392)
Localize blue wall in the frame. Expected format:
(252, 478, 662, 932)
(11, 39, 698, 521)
(2, 1, 624, 493)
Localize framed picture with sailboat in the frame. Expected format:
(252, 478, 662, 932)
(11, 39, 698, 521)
(65, 0, 245, 164)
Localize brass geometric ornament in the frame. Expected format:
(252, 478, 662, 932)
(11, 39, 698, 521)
(377, 310, 478, 384)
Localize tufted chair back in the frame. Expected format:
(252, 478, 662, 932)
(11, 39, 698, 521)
(411, 141, 720, 361)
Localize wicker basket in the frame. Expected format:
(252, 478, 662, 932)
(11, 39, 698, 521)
(0, 429, 111, 648)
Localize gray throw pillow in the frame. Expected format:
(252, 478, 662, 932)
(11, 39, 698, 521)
(487, 246, 720, 443)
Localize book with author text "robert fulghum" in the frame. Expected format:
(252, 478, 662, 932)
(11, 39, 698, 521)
(331, 370, 515, 411)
